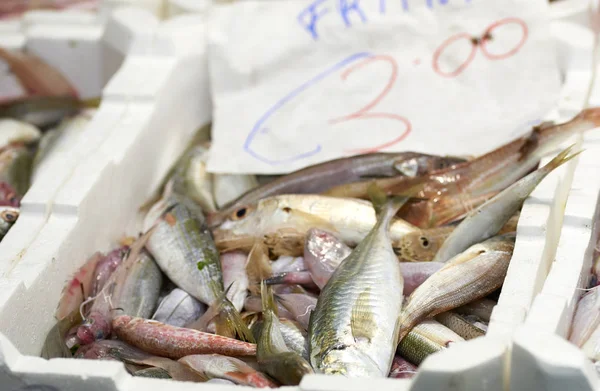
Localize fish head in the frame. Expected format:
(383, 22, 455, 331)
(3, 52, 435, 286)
(0, 182, 20, 207)
(393, 231, 441, 262)
(278, 352, 314, 384)
(317, 347, 381, 377)
(0, 206, 18, 237)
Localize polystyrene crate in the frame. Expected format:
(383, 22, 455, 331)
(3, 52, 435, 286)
(0, 2, 592, 391)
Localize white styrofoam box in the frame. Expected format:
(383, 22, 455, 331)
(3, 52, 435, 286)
(166, 0, 211, 19)
(99, 0, 166, 20)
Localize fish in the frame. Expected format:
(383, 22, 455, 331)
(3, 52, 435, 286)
(112, 315, 257, 359)
(394, 212, 520, 263)
(257, 283, 313, 385)
(246, 241, 273, 296)
(277, 293, 317, 331)
(208, 152, 464, 227)
(271, 255, 306, 274)
(0, 119, 41, 150)
(55, 252, 105, 321)
(112, 250, 163, 319)
(145, 193, 252, 341)
(388, 356, 418, 379)
(264, 271, 316, 289)
(75, 339, 204, 382)
(221, 251, 249, 312)
(309, 190, 409, 377)
(324, 109, 600, 228)
(252, 318, 309, 361)
(169, 145, 217, 213)
(0, 206, 18, 240)
(179, 354, 277, 387)
(433, 146, 580, 263)
(397, 320, 464, 365)
(213, 173, 259, 209)
(133, 368, 172, 378)
(398, 234, 515, 342)
(244, 296, 294, 321)
(90, 246, 128, 299)
(152, 288, 207, 327)
(569, 287, 600, 347)
(454, 299, 496, 323)
(0, 96, 100, 129)
(213, 194, 418, 257)
(0, 182, 20, 207)
(434, 312, 486, 340)
(303, 228, 352, 289)
(41, 307, 82, 359)
(400, 262, 445, 296)
(0, 143, 33, 198)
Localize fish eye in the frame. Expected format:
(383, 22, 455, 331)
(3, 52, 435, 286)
(231, 206, 251, 221)
(419, 236, 430, 248)
(1, 210, 18, 223)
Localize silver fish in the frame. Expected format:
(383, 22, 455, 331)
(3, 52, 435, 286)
(221, 251, 249, 312)
(569, 286, 600, 347)
(309, 194, 408, 377)
(152, 288, 207, 327)
(169, 145, 217, 213)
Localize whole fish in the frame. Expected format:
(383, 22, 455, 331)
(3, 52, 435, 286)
(213, 194, 418, 257)
(434, 312, 485, 340)
(454, 299, 496, 323)
(0, 119, 41, 150)
(252, 318, 309, 361)
(0, 143, 33, 198)
(170, 145, 217, 213)
(208, 152, 464, 227)
(395, 212, 519, 263)
(398, 320, 464, 365)
(398, 234, 515, 342)
(145, 194, 252, 341)
(221, 251, 249, 312)
(257, 283, 313, 385)
(569, 287, 600, 347)
(112, 315, 257, 359)
(389, 356, 418, 379)
(179, 354, 277, 387)
(433, 146, 579, 263)
(112, 250, 163, 319)
(75, 339, 203, 382)
(213, 173, 259, 209)
(56, 252, 105, 321)
(309, 192, 408, 377)
(0, 96, 100, 129)
(0, 206, 18, 240)
(324, 108, 600, 228)
(152, 288, 207, 327)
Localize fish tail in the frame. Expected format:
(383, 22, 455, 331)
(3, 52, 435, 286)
(213, 295, 256, 343)
(541, 144, 583, 173)
(260, 280, 278, 317)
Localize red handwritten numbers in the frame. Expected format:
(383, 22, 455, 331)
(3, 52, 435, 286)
(432, 17, 529, 77)
(328, 55, 412, 154)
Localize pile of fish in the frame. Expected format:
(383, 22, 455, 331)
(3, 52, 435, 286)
(42, 108, 600, 385)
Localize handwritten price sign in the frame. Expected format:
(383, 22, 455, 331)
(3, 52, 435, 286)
(207, 0, 560, 174)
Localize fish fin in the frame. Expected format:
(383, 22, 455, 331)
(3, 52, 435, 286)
(213, 295, 256, 343)
(367, 183, 388, 216)
(350, 289, 377, 344)
(80, 97, 102, 108)
(261, 281, 278, 317)
(264, 229, 305, 257)
(246, 241, 272, 295)
(541, 144, 583, 173)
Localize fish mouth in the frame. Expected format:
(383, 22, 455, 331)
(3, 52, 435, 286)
(206, 211, 224, 228)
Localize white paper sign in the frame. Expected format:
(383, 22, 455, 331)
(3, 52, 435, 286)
(207, 0, 560, 174)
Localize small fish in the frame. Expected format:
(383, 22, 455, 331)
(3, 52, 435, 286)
(112, 250, 163, 319)
(209, 152, 464, 227)
(145, 194, 252, 341)
(569, 287, 600, 347)
(398, 234, 515, 342)
(0, 143, 33, 198)
(213, 194, 417, 257)
(257, 283, 313, 385)
(0, 206, 18, 240)
(170, 145, 217, 213)
(179, 354, 277, 387)
(0, 119, 41, 150)
(221, 251, 249, 312)
(75, 339, 203, 382)
(252, 318, 309, 361)
(0, 96, 99, 129)
(454, 299, 496, 323)
(433, 146, 580, 263)
(56, 252, 105, 321)
(397, 320, 464, 365)
(213, 173, 259, 209)
(152, 288, 207, 327)
(309, 189, 409, 377)
(112, 315, 257, 359)
(389, 355, 418, 379)
(41, 307, 82, 359)
(434, 312, 485, 340)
